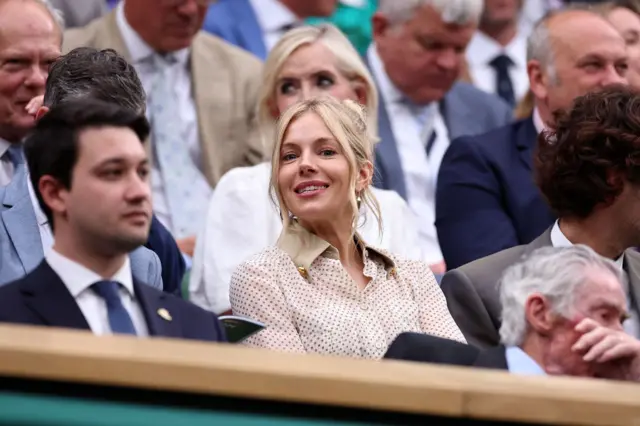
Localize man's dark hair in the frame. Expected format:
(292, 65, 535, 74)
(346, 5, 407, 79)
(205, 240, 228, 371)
(535, 84, 640, 218)
(43, 47, 146, 114)
(24, 99, 150, 230)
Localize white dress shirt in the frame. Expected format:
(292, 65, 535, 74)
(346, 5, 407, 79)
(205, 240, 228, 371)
(249, 0, 299, 52)
(367, 45, 447, 264)
(189, 162, 425, 314)
(466, 31, 529, 103)
(116, 3, 205, 233)
(550, 220, 638, 336)
(45, 248, 148, 336)
(0, 138, 15, 187)
(505, 346, 546, 375)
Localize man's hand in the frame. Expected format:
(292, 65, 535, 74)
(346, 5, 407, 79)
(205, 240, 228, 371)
(25, 95, 44, 116)
(429, 260, 447, 275)
(177, 235, 196, 257)
(572, 318, 640, 381)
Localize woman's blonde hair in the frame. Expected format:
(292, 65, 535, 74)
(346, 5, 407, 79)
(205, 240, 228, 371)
(258, 23, 379, 155)
(270, 97, 382, 236)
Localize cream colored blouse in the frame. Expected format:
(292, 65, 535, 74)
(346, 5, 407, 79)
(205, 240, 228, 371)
(229, 223, 465, 359)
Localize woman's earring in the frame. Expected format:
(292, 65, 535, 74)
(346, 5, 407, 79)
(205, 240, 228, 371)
(356, 193, 362, 209)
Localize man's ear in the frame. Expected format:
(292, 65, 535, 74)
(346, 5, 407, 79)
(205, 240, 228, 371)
(372, 11, 391, 39)
(38, 175, 68, 223)
(35, 106, 49, 121)
(527, 60, 549, 102)
(524, 293, 556, 337)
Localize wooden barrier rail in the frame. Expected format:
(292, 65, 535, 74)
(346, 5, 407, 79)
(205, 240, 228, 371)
(0, 324, 638, 425)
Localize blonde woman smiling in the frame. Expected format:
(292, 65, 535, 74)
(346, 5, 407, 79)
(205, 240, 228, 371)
(230, 98, 464, 358)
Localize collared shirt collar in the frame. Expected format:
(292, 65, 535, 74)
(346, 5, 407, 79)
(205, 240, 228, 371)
(466, 30, 527, 71)
(550, 220, 624, 269)
(276, 220, 396, 272)
(249, 0, 299, 34)
(532, 107, 546, 135)
(45, 248, 134, 298)
(0, 137, 10, 159)
(505, 346, 546, 376)
(115, 2, 190, 66)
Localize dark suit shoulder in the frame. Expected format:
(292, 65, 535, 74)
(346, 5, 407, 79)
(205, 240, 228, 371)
(385, 332, 480, 366)
(451, 119, 526, 150)
(448, 82, 512, 117)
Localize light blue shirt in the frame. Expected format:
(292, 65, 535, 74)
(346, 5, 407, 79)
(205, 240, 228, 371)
(505, 346, 546, 376)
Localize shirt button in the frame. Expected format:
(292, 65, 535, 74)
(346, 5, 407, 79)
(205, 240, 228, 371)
(361, 301, 368, 311)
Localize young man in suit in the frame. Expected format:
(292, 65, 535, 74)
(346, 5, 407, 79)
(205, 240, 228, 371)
(441, 85, 640, 348)
(0, 1, 168, 290)
(203, 0, 337, 60)
(368, 0, 513, 274)
(61, 0, 265, 255)
(387, 246, 640, 382)
(436, 8, 629, 269)
(0, 99, 225, 342)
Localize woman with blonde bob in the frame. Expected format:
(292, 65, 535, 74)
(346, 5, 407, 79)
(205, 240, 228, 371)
(189, 24, 423, 315)
(229, 97, 464, 358)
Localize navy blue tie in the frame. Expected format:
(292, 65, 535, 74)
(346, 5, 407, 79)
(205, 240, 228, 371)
(489, 54, 516, 107)
(426, 130, 437, 156)
(92, 280, 137, 335)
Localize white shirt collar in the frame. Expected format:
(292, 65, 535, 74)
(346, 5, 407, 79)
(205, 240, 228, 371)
(115, 2, 190, 65)
(0, 137, 10, 159)
(550, 220, 625, 269)
(466, 30, 527, 71)
(249, 0, 299, 34)
(368, 43, 414, 105)
(505, 346, 546, 376)
(45, 248, 134, 298)
(532, 106, 546, 134)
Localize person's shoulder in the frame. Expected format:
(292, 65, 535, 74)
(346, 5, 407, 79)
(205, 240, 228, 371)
(236, 246, 291, 272)
(450, 118, 525, 151)
(216, 163, 270, 193)
(62, 13, 106, 52)
(449, 82, 511, 109)
(453, 244, 529, 283)
(193, 31, 263, 67)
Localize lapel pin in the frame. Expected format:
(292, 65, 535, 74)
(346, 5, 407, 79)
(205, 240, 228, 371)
(157, 308, 172, 321)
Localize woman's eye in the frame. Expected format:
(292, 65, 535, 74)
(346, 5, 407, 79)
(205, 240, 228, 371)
(320, 149, 336, 157)
(282, 153, 297, 161)
(317, 75, 334, 87)
(280, 82, 295, 94)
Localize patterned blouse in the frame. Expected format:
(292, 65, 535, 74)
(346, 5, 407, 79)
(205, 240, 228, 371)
(230, 223, 465, 359)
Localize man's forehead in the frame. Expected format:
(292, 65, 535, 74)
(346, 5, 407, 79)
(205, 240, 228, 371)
(76, 127, 146, 163)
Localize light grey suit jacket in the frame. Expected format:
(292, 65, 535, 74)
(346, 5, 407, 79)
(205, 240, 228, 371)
(441, 228, 640, 348)
(0, 163, 163, 288)
(50, 0, 107, 29)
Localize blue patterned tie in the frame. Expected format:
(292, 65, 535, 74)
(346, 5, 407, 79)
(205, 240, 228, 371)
(149, 54, 211, 238)
(489, 54, 516, 107)
(92, 280, 137, 335)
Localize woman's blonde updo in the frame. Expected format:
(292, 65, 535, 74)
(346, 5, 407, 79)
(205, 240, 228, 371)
(270, 97, 382, 237)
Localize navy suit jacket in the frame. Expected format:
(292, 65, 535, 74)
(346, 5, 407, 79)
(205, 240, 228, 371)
(372, 80, 514, 200)
(203, 0, 267, 60)
(0, 261, 226, 342)
(435, 118, 556, 269)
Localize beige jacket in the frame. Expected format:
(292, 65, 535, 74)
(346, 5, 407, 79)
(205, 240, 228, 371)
(62, 11, 266, 187)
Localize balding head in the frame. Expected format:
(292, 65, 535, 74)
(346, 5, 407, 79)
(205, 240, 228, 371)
(527, 9, 628, 126)
(0, 0, 62, 143)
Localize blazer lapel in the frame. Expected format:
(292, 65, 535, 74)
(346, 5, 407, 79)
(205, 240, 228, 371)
(22, 262, 91, 330)
(515, 117, 537, 171)
(362, 53, 407, 199)
(623, 250, 640, 317)
(134, 280, 182, 338)
(473, 346, 509, 370)
(92, 11, 132, 61)
(1, 165, 44, 274)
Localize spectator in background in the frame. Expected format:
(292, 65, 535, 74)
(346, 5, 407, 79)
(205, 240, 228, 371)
(22, 47, 186, 295)
(388, 245, 640, 383)
(466, 0, 529, 106)
(595, 0, 640, 88)
(230, 97, 465, 358)
(62, 0, 265, 256)
(49, 0, 107, 28)
(203, 0, 337, 60)
(307, 0, 379, 56)
(189, 24, 424, 315)
(436, 8, 628, 270)
(0, 99, 226, 343)
(368, 0, 513, 273)
(442, 85, 640, 348)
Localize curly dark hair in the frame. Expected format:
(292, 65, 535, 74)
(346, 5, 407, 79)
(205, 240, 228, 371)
(534, 84, 640, 218)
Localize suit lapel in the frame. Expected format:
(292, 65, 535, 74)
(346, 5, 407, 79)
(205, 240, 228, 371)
(134, 280, 182, 338)
(362, 53, 407, 199)
(515, 117, 537, 171)
(22, 262, 91, 330)
(1, 165, 44, 274)
(234, 0, 267, 60)
(473, 346, 509, 370)
(623, 250, 640, 317)
(93, 11, 132, 61)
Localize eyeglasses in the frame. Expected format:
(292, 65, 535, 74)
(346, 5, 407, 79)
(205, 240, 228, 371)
(162, 0, 216, 7)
